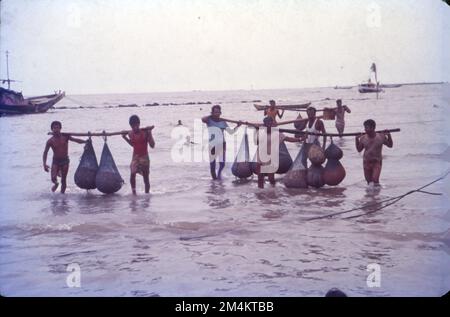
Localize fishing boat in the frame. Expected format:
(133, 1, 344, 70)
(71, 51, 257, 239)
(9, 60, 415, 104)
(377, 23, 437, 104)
(358, 83, 383, 93)
(0, 51, 65, 116)
(358, 63, 383, 94)
(0, 88, 65, 115)
(253, 102, 311, 111)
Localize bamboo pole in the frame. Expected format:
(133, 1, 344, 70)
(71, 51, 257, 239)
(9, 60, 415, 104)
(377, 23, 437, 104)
(279, 128, 400, 137)
(47, 126, 155, 137)
(254, 102, 311, 110)
(283, 108, 331, 112)
(220, 116, 325, 127)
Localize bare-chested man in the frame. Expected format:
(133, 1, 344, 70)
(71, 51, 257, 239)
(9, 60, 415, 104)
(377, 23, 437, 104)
(43, 121, 87, 193)
(334, 99, 351, 136)
(355, 119, 393, 186)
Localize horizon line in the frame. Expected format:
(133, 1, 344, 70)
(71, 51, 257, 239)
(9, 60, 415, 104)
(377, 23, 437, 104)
(61, 81, 448, 97)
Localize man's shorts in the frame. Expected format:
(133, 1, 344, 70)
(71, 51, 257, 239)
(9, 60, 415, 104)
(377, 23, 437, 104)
(130, 154, 150, 175)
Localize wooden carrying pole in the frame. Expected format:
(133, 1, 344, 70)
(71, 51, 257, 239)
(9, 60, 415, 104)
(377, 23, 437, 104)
(278, 128, 400, 137)
(221, 116, 325, 127)
(283, 108, 330, 112)
(48, 126, 155, 137)
(254, 103, 311, 110)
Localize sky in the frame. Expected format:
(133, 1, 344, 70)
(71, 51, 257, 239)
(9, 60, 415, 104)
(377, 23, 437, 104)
(0, 0, 449, 95)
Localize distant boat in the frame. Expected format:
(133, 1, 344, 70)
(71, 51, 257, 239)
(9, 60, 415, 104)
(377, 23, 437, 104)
(0, 51, 65, 116)
(0, 88, 65, 115)
(253, 102, 311, 111)
(334, 85, 353, 89)
(358, 83, 383, 93)
(358, 63, 383, 94)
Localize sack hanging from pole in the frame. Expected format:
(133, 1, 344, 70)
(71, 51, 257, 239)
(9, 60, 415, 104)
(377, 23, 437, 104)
(284, 143, 308, 188)
(307, 164, 325, 188)
(276, 140, 293, 174)
(231, 132, 253, 179)
(250, 152, 258, 175)
(307, 140, 325, 188)
(95, 139, 124, 194)
(294, 113, 306, 131)
(323, 139, 346, 186)
(308, 144, 326, 165)
(74, 138, 98, 190)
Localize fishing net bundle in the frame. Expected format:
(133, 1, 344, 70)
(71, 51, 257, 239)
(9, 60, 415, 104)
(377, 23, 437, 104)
(74, 138, 98, 190)
(95, 140, 124, 194)
(231, 132, 253, 179)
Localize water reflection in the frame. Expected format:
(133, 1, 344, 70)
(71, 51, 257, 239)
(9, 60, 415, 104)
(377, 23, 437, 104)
(205, 180, 231, 209)
(50, 195, 71, 216)
(129, 195, 151, 213)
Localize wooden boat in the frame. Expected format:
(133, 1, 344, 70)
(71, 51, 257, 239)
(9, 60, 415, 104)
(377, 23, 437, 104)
(358, 84, 383, 93)
(253, 102, 311, 111)
(0, 87, 65, 115)
(358, 63, 383, 94)
(0, 51, 65, 115)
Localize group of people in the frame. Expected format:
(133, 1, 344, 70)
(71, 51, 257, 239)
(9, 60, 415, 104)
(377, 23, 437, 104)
(202, 99, 393, 188)
(43, 99, 393, 194)
(43, 115, 155, 194)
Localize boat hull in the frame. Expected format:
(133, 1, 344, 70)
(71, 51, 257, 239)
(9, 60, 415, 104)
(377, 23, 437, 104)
(0, 92, 65, 115)
(358, 86, 383, 93)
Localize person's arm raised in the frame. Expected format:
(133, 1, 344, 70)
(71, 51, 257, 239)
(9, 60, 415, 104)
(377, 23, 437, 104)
(383, 130, 393, 148)
(122, 132, 133, 147)
(146, 128, 155, 148)
(68, 136, 87, 144)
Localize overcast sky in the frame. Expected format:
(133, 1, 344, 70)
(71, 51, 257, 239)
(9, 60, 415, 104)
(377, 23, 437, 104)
(1, 0, 449, 95)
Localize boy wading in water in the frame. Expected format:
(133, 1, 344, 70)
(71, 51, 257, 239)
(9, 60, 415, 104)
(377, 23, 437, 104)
(202, 105, 241, 180)
(334, 99, 351, 136)
(355, 119, 393, 186)
(43, 121, 87, 193)
(122, 115, 155, 195)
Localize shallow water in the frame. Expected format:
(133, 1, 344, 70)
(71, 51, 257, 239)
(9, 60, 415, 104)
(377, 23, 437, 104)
(0, 84, 449, 296)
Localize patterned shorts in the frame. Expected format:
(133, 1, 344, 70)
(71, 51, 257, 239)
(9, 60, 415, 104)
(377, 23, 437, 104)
(130, 154, 150, 175)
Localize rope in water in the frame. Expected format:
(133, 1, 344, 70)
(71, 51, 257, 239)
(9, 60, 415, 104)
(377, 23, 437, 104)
(64, 95, 93, 107)
(306, 170, 450, 221)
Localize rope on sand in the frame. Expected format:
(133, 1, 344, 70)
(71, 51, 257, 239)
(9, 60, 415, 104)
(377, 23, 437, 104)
(306, 170, 450, 221)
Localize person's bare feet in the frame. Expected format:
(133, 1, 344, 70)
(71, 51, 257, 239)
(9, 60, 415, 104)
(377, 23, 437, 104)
(51, 182, 59, 192)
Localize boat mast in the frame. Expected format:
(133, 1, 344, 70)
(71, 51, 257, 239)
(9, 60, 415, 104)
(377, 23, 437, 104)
(371, 62, 379, 99)
(1, 51, 19, 89)
(6, 50, 10, 89)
